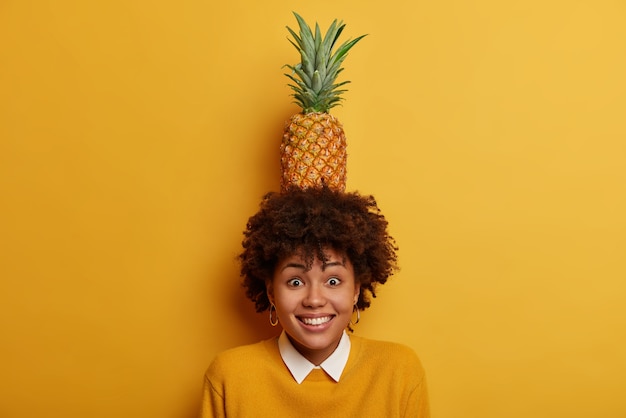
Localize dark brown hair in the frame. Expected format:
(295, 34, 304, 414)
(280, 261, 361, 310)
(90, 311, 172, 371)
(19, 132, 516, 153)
(240, 187, 398, 312)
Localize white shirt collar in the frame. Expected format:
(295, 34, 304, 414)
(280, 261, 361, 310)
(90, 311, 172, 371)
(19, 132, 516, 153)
(278, 330, 351, 384)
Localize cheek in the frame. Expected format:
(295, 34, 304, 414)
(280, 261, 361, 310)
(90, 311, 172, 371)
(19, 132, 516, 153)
(337, 291, 359, 311)
(272, 288, 296, 310)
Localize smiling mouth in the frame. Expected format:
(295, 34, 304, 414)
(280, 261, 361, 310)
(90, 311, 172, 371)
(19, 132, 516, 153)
(299, 316, 334, 326)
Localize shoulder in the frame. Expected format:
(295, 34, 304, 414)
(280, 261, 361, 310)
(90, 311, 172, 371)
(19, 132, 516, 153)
(350, 335, 425, 372)
(352, 335, 419, 355)
(213, 339, 273, 361)
(206, 338, 278, 379)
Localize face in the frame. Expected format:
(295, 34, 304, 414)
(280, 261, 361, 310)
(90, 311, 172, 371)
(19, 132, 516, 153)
(268, 248, 360, 366)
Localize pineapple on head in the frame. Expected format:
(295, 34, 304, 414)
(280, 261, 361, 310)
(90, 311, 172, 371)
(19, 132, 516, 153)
(280, 12, 366, 192)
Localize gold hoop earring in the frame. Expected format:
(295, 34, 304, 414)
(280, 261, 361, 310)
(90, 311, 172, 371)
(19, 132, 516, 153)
(269, 303, 279, 327)
(350, 304, 360, 326)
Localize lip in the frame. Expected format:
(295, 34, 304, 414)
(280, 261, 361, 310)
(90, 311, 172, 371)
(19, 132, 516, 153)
(296, 314, 335, 331)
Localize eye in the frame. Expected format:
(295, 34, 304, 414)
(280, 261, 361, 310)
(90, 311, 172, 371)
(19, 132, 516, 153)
(287, 278, 303, 287)
(327, 277, 341, 286)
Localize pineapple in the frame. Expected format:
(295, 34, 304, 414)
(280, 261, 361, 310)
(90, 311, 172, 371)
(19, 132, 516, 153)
(280, 12, 366, 192)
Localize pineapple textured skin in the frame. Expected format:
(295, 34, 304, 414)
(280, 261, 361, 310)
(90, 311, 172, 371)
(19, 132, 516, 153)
(280, 112, 346, 192)
(279, 13, 364, 193)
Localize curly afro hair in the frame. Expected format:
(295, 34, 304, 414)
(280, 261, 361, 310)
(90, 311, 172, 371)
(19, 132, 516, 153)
(239, 187, 399, 313)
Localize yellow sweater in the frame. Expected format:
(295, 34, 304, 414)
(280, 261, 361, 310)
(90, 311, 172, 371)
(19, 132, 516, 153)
(201, 335, 429, 417)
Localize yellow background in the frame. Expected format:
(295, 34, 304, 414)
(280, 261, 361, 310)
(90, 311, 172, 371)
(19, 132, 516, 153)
(1, 1, 625, 417)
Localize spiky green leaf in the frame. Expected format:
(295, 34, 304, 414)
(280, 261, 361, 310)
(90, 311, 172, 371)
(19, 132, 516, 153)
(285, 12, 365, 113)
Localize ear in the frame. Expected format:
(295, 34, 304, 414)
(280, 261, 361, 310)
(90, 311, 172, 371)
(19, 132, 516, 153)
(266, 281, 275, 305)
(353, 283, 361, 305)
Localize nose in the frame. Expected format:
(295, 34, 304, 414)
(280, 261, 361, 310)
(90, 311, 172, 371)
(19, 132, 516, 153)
(303, 283, 326, 308)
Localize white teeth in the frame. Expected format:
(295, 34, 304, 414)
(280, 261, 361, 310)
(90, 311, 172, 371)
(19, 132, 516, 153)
(301, 316, 332, 326)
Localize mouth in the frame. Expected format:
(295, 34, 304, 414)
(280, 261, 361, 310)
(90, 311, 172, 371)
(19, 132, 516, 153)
(298, 315, 334, 326)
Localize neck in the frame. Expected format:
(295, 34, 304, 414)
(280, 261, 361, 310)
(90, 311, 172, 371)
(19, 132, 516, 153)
(287, 334, 341, 366)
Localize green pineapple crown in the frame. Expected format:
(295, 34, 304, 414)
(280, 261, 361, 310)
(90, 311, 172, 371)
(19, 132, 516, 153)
(285, 12, 366, 114)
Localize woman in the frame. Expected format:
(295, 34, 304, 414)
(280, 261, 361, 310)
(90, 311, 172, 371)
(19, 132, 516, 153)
(201, 187, 429, 417)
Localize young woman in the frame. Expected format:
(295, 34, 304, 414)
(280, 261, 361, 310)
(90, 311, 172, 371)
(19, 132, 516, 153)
(201, 187, 429, 417)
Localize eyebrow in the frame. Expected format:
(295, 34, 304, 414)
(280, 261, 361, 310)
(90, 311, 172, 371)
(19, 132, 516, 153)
(280, 262, 307, 272)
(280, 260, 345, 272)
(322, 261, 345, 270)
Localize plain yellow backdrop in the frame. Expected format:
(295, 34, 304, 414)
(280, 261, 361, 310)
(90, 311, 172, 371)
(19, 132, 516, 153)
(1, 1, 625, 417)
